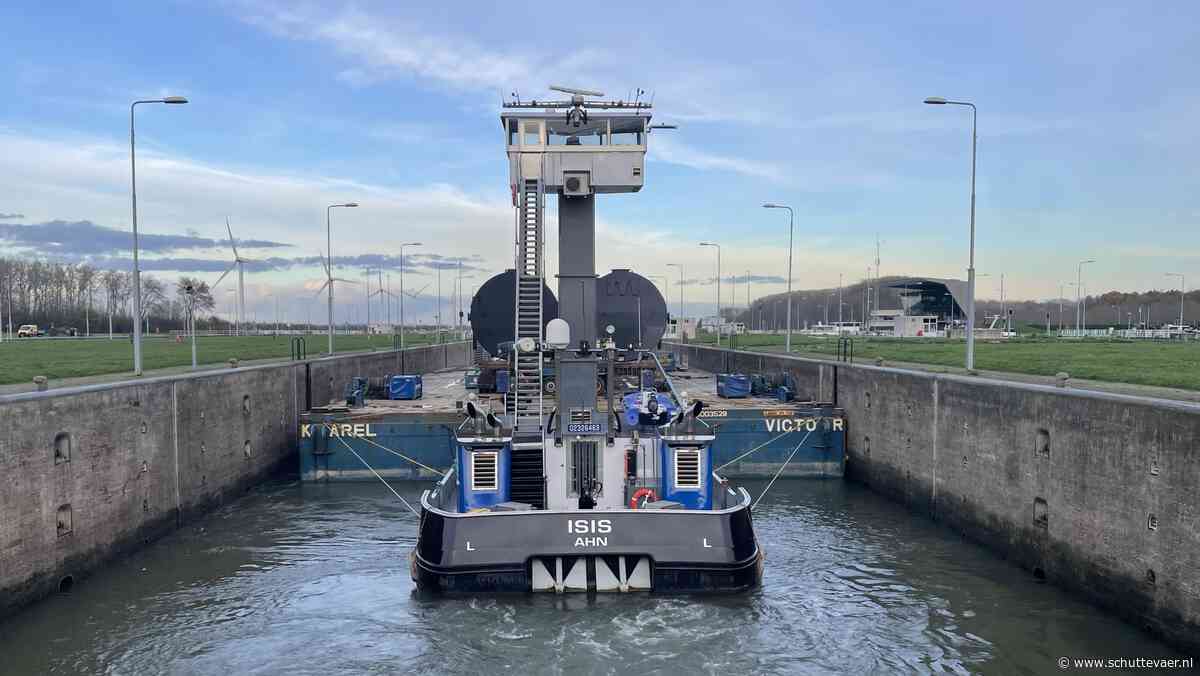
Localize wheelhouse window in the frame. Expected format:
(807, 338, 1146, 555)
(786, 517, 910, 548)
(547, 119, 607, 146)
(520, 119, 543, 147)
(507, 119, 518, 146)
(610, 118, 645, 145)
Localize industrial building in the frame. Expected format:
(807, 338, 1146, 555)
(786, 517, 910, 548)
(868, 277, 968, 337)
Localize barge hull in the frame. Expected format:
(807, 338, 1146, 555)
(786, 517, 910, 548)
(412, 497, 762, 593)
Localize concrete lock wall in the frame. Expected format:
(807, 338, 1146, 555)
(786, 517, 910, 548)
(668, 342, 1200, 654)
(0, 342, 471, 621)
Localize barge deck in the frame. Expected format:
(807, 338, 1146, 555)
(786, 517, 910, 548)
(299, 363, 846, 481)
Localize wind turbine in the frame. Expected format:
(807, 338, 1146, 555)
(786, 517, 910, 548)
(314, 251, 357, 353)
(212, 218, 251, 335)
(370, 269, 400, 332)
(403, 282, 430, 300)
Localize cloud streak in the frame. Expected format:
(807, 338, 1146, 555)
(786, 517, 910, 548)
(234, 2, 554, 93)
(3, 248, 486, 276)
(0, 219, 290, 256)
(647, 136, 785, 183)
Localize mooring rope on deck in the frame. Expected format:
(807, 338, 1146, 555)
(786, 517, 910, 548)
(333, 435, 420, 516)
(715, 429, 798, 472)
(340, 430, 448, 477)
(751, 428, 816, 511)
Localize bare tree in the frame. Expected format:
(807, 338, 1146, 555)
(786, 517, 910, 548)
(176, 276, 215, 315)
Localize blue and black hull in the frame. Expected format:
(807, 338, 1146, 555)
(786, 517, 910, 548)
(411, 488, 763, 594)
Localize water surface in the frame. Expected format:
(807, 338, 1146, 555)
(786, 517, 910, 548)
(0, 478, 1182, 675)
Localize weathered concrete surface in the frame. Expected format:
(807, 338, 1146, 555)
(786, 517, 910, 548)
(0, 342, 470, 621)
(669, 342, 1200, 654)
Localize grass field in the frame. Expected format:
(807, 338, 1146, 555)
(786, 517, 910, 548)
(693, 333, 1200, 392)
(0, 333, 441, 385)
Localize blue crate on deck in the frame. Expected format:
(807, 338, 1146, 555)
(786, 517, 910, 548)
(388, 375, 423, 400)
(716, 373, 750, 398)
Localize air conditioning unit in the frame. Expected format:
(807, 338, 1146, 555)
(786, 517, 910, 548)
(562, 171, 591, 197)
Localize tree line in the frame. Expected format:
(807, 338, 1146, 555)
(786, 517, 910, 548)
(0, 257, 218, 334)
(736, 276, 1198, 330)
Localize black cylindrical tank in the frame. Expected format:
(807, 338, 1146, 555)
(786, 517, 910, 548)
(596, 269, 669, 348)
(469, 269, 559, 356)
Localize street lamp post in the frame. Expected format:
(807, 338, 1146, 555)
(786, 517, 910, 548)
(837, 273, 843, 324)
(666, 264, 684, 321)
(185, 283, 198, 369)
(647, 275, 668, 308)
(399, 242, 422, 349)
(130, 95, 188, 375)
(864, 266, 871, 332)
(1059, 283, 1066, 332)
(739, 271, 748, 331)
(666, 263, 684, 339)
(762, 203, 794, 352)
(924, 96, 978, 370)
(325, 202, 359, 355)
(1076, 259, 1095, 332)
(699, 242, 721, 346)
(1166, 273, 1185, 329)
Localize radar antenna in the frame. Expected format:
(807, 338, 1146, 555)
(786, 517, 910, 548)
(503, 84, 652, 111)
(548, 85, 605, 97)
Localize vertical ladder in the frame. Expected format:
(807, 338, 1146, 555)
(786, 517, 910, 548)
(511, 178, 545, 432)
(508, 178, 546, 508)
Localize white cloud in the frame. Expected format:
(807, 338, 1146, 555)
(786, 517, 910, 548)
(0, 128, 807, 320)
(648, 136, 785, 182)
(233, 2, 565, 94)
(0, 128, 513, 279)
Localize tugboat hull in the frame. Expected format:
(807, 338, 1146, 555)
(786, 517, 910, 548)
(412, 491, 762, 593)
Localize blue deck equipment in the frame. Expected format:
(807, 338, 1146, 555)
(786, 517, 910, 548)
(716, 373, 751, 399)
(456, 442, 513, 512)
(495, 369, 510, 394)
(388, 375, 424, 400)
(621, 391, 679, 428)
(345, 377, 369, 407)
(640, 368, 656, 391)
(658, 440, 713, 509)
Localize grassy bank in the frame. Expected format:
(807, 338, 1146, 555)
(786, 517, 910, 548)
(691, 333, 1200, 391)
(0, 333, 442, 385)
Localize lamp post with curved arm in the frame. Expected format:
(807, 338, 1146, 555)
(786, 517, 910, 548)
(924, 96, 977, 369)
(399, 241, 422, 348)
(1166, 272, 1185, 329)
(699, 242, 721, 346)
(762, 203, 794, 352)
(325, 202, 359, 354)
(130, 95, 188, 375)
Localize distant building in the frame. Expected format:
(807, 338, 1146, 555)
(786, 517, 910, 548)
(893, 278, 967, 321)
(664, 318, 698, 340)
(800, 321, 861, 336)
(868, 278, 970, 338)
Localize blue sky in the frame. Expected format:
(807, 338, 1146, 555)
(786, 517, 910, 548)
(1, 1, 1197, 322)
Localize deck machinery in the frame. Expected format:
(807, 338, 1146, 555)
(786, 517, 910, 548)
(412, 87, 764, 593)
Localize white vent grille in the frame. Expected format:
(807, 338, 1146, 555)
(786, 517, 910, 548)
(674, 449, 701, 489)
(472, 451, 499, 491)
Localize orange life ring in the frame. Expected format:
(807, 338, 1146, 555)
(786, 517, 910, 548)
(629, 488, 657, 509)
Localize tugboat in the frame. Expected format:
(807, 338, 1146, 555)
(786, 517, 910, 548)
(411, 87, 763, 593)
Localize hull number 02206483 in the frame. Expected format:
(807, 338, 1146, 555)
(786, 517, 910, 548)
(566, 422, 602, 434)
